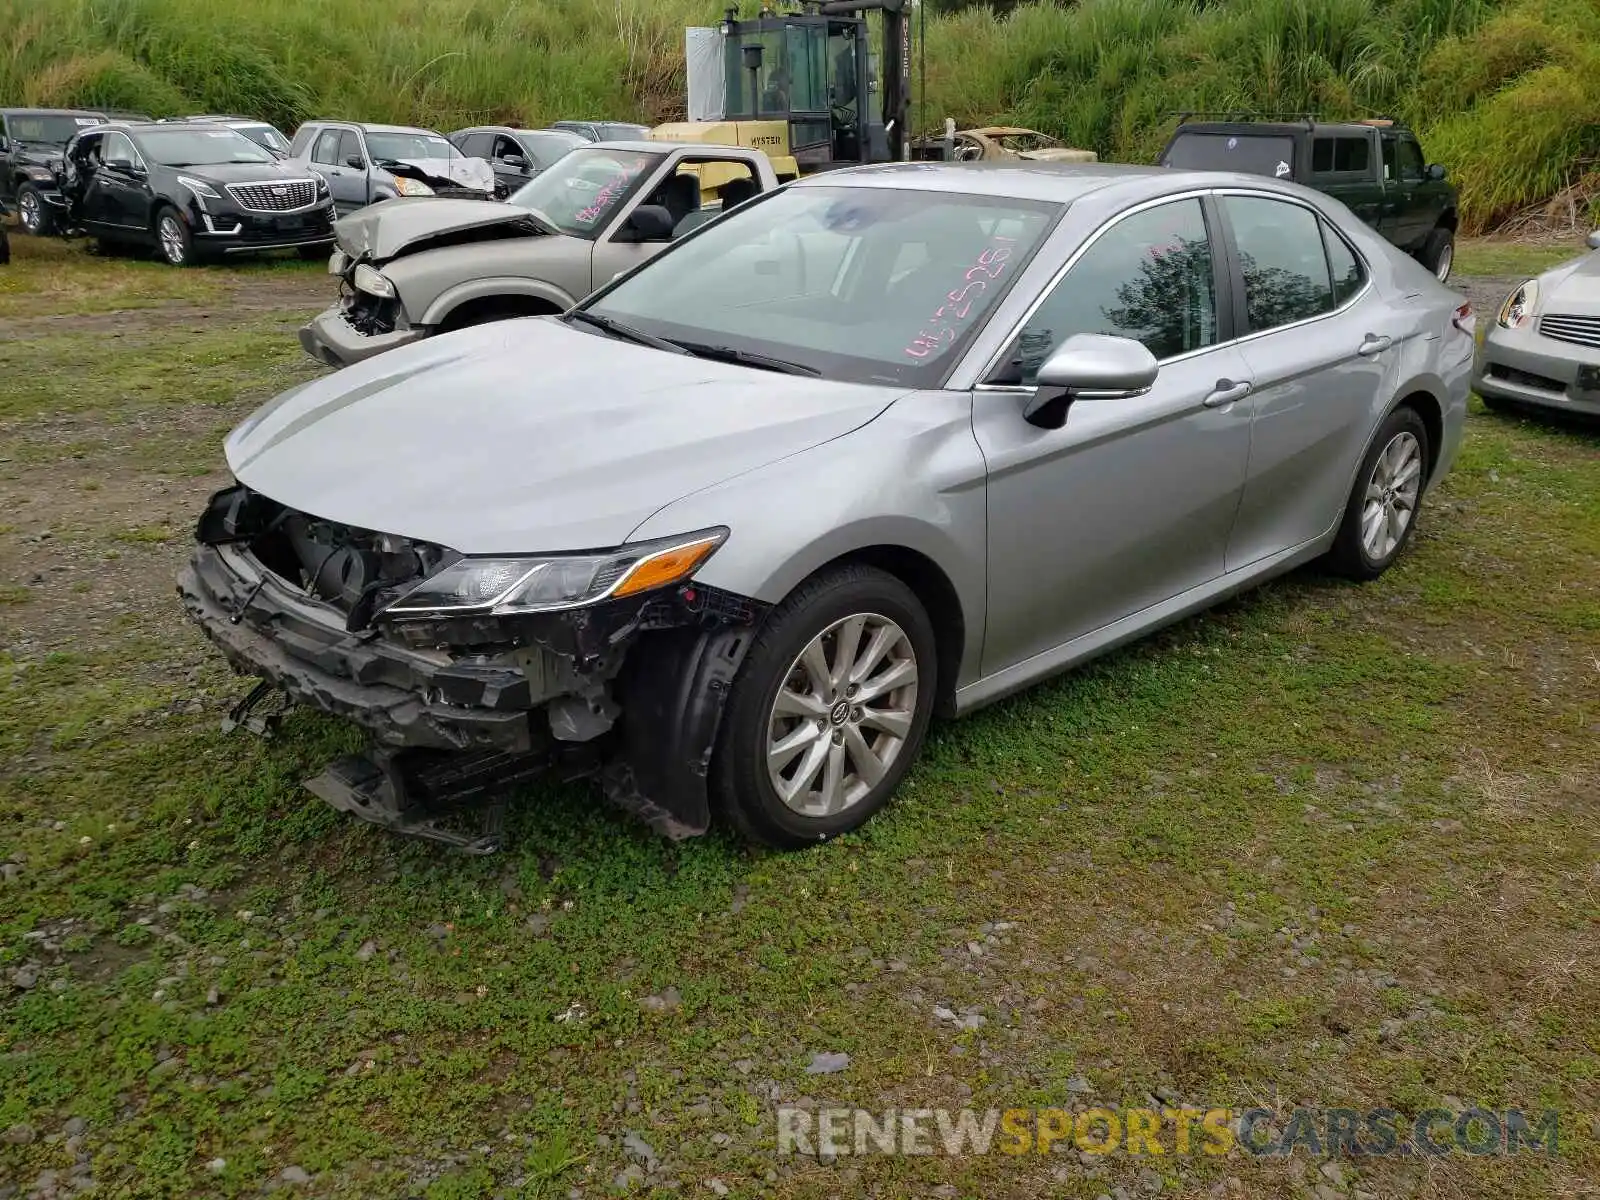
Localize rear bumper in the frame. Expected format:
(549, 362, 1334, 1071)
(177, 543, 539, 752)
(299, 304, 422, 368)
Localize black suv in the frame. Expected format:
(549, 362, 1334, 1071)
(1, 107, 110, 234)
(1159, 116, 1460, 281)
(59, 121, 334, 265)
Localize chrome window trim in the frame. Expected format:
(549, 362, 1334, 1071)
(969, 185, 1374, 394)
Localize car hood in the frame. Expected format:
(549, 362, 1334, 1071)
(334, 198, 554, 261)
(1541, 250, 1600, 314)
(379, 155, 495, 195)
(224, 317, 908, 554)
(172, 160, 323, 186)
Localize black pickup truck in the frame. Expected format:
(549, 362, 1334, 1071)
(1158, 117, 1460, 282)
(0, 108, 111, 235)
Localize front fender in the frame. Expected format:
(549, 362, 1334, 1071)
(417, 276, 577, 327)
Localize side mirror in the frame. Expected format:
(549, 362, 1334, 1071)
(618, 203, 675, 243)
(1587, 230, 1600, 251)
(1426, 163, 1447, 181)
(345, 154, 365, 170)
(1022, 334, 1159, 429)
(500, 153, 526, 169)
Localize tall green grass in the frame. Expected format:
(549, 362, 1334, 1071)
(0, 0, 1594, 231)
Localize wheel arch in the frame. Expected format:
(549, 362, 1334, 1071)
(418, 278, 576, 327)
(436, 292, 566, 332)
(763, 544, 967, 719)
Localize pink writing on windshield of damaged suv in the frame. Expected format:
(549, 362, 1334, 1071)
(575, 165, 643, 226)
(903, 237, 1015, 360)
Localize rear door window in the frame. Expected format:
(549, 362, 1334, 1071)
(1322, 222, 1366, 306)
(1314, 136, 1370, 176)
(1162, 133, 1295, 180)
(1222, 195, 1335, 331)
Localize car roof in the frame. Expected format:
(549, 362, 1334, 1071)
(302, 121, 444, 135)
(1170, 119, 1409, 137)
(2, 107, 108, 118)
(787, 160, 1328, 207)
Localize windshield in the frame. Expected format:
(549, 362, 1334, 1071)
(1161, 132, 1296, 179)
(520, 131, 586, 168)
(584, 185, 1059, 386)
(366, 132, 459, 162)
(506, 147, 658, 238)
(236, 124, 289, 153)
(135, 128, 275, 166)
(7, 114, 102, 145)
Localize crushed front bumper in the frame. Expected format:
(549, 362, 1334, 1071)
(299, 303, 422, 368)
(178, 542, 541, 752)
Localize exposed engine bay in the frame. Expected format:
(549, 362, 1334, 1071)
(179, 483, 764, 852)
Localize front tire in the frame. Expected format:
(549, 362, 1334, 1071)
(1421, 225, 1454, 282)
(711, 564, 938, 848)
(154, 205, 193, 266)
(16, 183, 52, 236)
(1327, 406, 1430, 581)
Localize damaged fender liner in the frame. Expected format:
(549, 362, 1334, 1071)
(177, 538, 766, 845)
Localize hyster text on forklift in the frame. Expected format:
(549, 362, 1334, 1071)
(653, 0, 920, 180)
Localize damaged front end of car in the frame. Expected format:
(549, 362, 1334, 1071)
(177, 482, 764, 852)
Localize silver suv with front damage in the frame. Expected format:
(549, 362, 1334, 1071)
(180, 161, 1473, 853)
(299, 141, 777, 367)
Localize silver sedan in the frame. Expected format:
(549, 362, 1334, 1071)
(1473, 231, 1600, 417)
(181, 162, 1473, 850)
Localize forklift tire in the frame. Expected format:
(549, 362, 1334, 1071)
(1421, 226, 1454, 283)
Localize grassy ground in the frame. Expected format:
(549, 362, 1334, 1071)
(0, 233, 1597, 1199)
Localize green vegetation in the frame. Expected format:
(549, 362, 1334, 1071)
(2, 0, 1598, 232)
(1, 235, 1597, 1197)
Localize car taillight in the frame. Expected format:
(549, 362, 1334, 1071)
(1452, 301, 1476, 339)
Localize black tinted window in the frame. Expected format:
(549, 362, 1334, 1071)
(1005, 198, 1218, 382)
(1316, 136, 1370, 174)
(458, 132, 492, 158)
(1162, 132, 1294, 180)
(1395, 137, 1424, 182)
(1223, 196, 1335, 332)
(338, 130, 364, 165)
(1323, 222, 1365, 306)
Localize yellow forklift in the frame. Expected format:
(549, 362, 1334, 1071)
(653, 0, 918, 187)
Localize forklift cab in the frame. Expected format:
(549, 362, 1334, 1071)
(719, 12, 884, 169)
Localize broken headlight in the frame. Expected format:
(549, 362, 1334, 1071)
(353, 263, 395, 298)
(380, 528, 728, 620)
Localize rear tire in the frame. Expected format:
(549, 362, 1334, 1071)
(16, 183, 53, 236)
(711, 564, 938, 849)
(1421, 225, 1454, 282)
(1327, 406, 1430, 581)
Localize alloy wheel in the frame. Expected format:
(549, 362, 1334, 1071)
(158, 214, 187, 264)
(1361, 431, 1422, 561)
(1435, 242, 1453, 282)
(765, 612, 919, 819)
(18, 189, 42, 233)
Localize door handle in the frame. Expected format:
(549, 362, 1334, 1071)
(1358, 334, 1393, 356)
(1203, 379, 1253, 408)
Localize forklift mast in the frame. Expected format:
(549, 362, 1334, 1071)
(715, 0, 912, 169)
